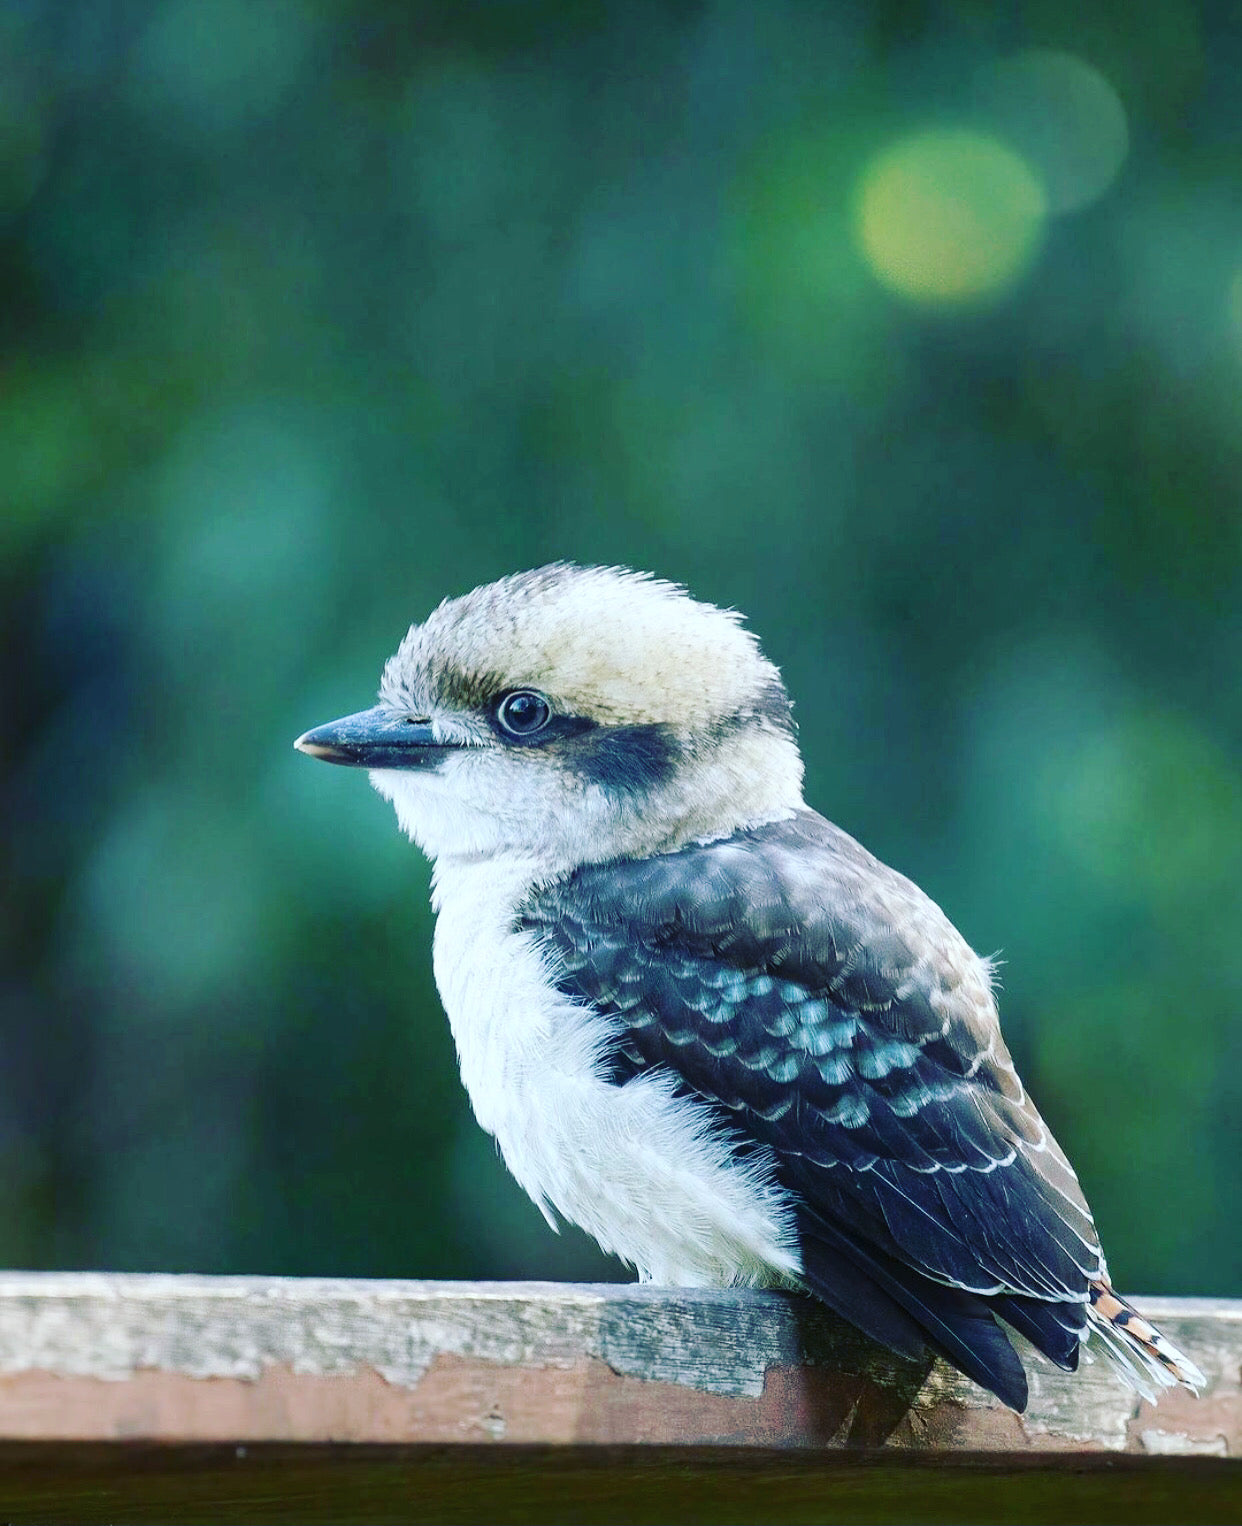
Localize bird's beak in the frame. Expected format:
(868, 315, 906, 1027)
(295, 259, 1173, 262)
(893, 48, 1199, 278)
(294, 705, 459, 769)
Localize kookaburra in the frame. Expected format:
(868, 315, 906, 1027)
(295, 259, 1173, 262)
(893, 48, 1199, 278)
(295, 563, 1202, 1411)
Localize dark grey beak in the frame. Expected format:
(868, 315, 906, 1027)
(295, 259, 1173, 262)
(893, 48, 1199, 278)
(294, 705, 457, 769)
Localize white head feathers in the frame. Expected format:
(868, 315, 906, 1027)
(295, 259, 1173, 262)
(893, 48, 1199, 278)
(380, 563, 785, 731)
(370, 564, 805, 872)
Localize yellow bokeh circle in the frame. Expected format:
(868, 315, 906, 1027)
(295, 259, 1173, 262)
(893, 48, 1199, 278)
(855, 129, 1047, 305)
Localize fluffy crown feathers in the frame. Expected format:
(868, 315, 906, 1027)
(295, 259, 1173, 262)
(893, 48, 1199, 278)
(379, 563, 788, 734)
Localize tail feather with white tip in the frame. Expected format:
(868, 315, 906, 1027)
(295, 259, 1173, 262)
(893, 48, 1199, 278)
(1085, 1281, 1205, 1401)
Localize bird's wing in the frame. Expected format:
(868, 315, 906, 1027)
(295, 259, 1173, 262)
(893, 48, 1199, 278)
(518, 810, 1104, 1406)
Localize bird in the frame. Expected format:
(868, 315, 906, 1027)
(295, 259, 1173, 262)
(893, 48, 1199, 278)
(294, 562, 1203, 1412)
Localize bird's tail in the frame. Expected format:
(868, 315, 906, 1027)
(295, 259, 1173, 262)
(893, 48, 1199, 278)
(1084, 1281, 1205, 1401)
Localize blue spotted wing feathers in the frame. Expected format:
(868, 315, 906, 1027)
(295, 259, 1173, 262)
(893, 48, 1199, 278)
(518, 811, 1103, 1408)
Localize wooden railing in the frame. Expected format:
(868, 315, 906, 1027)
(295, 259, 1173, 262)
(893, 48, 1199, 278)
(0, 1273, 1236, 1522)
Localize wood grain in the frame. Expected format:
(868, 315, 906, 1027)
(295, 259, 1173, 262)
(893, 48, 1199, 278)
(0, 1274, 1236, 1457)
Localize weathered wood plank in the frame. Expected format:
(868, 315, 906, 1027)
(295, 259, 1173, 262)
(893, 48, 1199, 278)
(0, 1274, 1236, 1457)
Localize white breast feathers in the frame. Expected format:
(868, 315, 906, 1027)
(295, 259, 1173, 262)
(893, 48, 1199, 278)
(429, 856, 800, 1287)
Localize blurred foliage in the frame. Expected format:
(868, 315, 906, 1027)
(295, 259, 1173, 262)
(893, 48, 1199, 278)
(0, 0, 1239, 1296)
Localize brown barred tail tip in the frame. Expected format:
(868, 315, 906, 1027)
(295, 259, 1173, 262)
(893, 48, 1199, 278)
(1088, 1280, 1206, 1395)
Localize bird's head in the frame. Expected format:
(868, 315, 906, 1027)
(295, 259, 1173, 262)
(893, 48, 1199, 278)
(295, 564, 804, 873)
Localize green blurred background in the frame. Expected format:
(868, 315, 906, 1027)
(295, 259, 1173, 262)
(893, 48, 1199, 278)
(1, 0, 1238, 1297)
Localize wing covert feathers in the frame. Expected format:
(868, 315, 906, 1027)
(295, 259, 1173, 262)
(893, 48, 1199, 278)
(517, 809, 1203, 1410)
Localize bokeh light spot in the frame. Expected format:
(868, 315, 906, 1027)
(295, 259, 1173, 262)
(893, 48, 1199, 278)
(976, 50, 1129, 216)
(129, 0, 315, 133)
(854, 130, 1046, 305)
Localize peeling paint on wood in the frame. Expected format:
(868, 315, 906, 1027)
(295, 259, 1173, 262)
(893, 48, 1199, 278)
(0, 1274, 1236, 1456)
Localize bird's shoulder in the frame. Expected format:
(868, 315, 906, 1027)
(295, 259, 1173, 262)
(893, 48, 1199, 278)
(517, 807, 1002, 1068)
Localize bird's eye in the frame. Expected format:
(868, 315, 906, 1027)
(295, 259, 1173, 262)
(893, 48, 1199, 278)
(496, 689, 552, 738)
